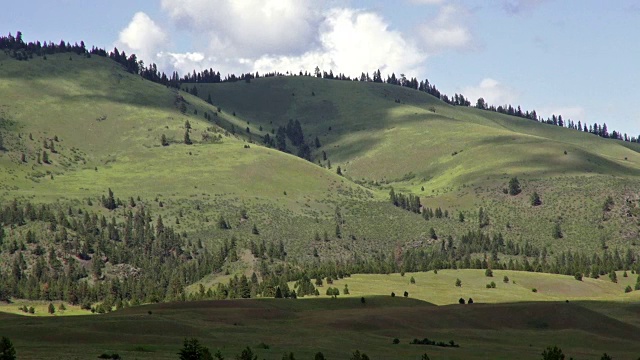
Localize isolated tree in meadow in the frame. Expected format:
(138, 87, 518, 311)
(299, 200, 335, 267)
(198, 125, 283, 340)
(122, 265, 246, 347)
(455, 278, 462, 287)
(184, 129, 192, 145)
(552, 223, 563, 239)
(508, 177, 521, 195)
(602, 196, 614, 212)
(217, 215, 229, 230)
(42, 150, 50, 164)
(161, 134, 169, 146)
(531, 191, 542, 206)
(485, 269, 493, 277)
(410, 276, 416, 284)
(503, 275, 509, 283)
(350, 350, 370, 360)
(0, 336, 16, 360)
(48, 302, 55, 314)
(336, 166, 342, 176)
(178, 338, 213, 360)
(541, 345, 565, 360)
(0, 132, 4, 150)
(609, 270, 618, 283)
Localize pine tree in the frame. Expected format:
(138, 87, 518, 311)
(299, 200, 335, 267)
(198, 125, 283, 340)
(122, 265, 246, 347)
(48, 302, 55, 314)
(552, 223, 563, 239)
(178, 338, 213, 360)
(217, 215, 228, 230)
(508, 177, 521, 195)
(336, 166, 342, 176)
(0, 337, 16, 360)
(161, 134, 169, 146)
(184, 130, 192, 145)
(530, 191, 542, 206)
(0, 133, 4, 151)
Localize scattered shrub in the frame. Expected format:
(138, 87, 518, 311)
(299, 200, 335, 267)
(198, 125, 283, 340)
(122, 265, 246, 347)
(485, 269, 493, 277)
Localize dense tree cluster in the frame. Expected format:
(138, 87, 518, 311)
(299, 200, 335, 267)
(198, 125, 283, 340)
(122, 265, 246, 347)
(0, 198, 225, 307)
(263, 119, 312, 161)
(389, 188, 421, 214)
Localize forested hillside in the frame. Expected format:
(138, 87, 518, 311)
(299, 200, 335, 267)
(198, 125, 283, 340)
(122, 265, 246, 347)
(1, 32, 640, 309)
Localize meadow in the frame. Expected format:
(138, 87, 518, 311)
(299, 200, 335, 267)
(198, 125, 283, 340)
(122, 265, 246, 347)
(2, 269, 640, 359)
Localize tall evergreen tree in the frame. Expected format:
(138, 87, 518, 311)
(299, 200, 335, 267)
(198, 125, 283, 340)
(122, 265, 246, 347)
(508, 177, 521, 195)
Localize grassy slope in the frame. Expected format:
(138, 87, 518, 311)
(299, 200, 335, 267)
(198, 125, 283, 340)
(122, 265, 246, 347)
(1, 54, 640, 265)
(312, 269, 640, 305)
(194, 77, 640, 252)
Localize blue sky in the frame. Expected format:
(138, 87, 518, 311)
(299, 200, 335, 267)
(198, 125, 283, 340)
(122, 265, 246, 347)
(2, 0, 638, 136)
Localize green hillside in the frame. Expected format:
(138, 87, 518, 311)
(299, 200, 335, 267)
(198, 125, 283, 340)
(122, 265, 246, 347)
(1, 50, 640, 308)
(192, 76, 640, 253)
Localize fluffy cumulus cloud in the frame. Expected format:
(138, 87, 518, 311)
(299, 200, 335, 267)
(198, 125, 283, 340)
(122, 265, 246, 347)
(461, 78, 518, 105)
(115, 12, 167, 63)
(416, 5, 473, 52)
(160, 0, 320, 58)
(254, 8, 427, 77)
(114, 1, 478, 79)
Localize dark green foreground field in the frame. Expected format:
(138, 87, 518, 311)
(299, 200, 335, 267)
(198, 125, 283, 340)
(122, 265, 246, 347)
(2, 297, 640, 360)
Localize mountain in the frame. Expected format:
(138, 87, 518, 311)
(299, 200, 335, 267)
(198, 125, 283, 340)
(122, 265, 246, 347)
(1, 49, 640, 306)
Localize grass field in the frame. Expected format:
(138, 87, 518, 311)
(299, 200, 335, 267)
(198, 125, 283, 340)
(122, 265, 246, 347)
(1, 296, 640, 359)
(310, 269, 640, 305)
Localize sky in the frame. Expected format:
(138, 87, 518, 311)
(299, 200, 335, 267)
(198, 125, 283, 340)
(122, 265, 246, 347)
(3, 0, 639, 136)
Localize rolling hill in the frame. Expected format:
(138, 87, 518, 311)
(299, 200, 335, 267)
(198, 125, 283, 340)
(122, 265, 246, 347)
(1, 49, 640, 304)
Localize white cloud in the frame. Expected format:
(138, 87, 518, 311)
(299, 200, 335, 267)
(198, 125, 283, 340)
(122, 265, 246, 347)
(416, 5, 473, 52)
(502, 0, 547, 14)
(461, 78, 519, 105)
(115, 12, 167, 64)
(160, 0, 321, 58)
(252, 8, 428, 78)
